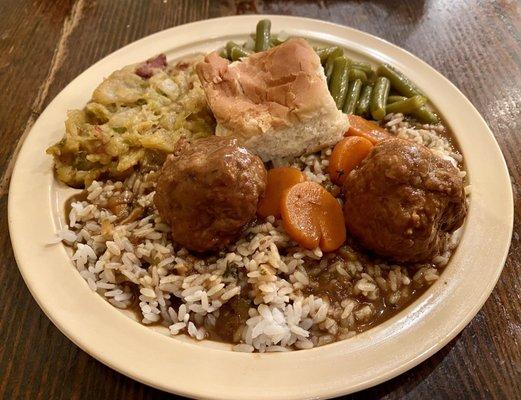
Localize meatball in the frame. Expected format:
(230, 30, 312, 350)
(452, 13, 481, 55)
(343, 138, 467, 263)
(154, 136, 267, 252)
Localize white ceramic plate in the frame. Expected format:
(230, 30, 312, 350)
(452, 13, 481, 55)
(8, 15, 513, 399)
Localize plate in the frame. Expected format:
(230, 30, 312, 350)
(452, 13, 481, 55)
(8, 15, 513, 399)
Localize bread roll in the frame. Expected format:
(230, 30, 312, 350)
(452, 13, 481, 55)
(196, 38, 348, 161)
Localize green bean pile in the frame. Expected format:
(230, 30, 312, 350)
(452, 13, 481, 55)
(219, 19, 439, 124)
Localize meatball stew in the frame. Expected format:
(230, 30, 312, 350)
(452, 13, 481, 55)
(54, 19, 468, 353)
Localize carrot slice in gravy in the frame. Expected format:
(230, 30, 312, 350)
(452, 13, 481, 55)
(257, 167, 306, 218)
(329, 136, 374, 186)
(346, 114, 390, 144)
(281, 181, 346, 252)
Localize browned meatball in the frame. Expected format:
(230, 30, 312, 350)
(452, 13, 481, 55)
(343, 138, 467, 263)
(154, 136, 267, 252)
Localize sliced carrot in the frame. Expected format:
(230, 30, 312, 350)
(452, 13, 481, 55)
(329, 136, 374, 186)
(281, 181, 346, 252)
(257, 167, 306, 218)
(346, 114, 390, 144)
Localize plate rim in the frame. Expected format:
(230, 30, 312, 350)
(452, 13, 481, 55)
(8, 14, 513, 399)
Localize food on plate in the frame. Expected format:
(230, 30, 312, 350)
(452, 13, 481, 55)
(387, 95, 439, 124)
(221, 32, 440, 124)
(386, 95, 426, 115)
(328, 136, 374, 186)
(135, 54, 167, 79)
(254, 19, 272, 52)
(196, 38, 349, 162)
(370, 76, 391, 120)
(154, 136, 266, 252)
(343, 138, 467, 262)
(342, 78, 363, 115)
(329, 56, 349, 108)
(377, 63, 424, 98)
(346, 114, 390, 144)
(257, 167, 306, 218)
(47, 55, 214, 187)
(323, 47, 344, 81)
(52, 19, 468, 353)
(227, 43, 252, 61)
(281, 181, 346, 252)
(355, 84, 373, 117)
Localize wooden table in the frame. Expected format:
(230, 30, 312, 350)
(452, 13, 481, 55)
(1, 1, 519, 398)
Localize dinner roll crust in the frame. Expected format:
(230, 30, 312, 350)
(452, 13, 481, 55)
(196, 38, 348, 161)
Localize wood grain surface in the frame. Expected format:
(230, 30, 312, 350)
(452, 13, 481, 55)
(1, 1, 520, 399)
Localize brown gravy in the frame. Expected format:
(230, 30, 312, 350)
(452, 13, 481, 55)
(303, 247, 436, 335)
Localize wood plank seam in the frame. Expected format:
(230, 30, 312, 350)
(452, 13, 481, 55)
(0, 0, 86, 198)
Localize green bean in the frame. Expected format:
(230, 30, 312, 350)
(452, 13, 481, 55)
(219, 48, 229, 59)
(315, 47, 329, 63)
(355, 84, 373, 116)
(316, 46, 341, 64)
(325, 47, 344, 83)
(386, 95, 439, 123)
(269, 36, 281, 47)
(370, 76, 391, 120)
(329, 57, 349, 109)
(226, 41, 239, 55)
(385, 95, 426, 114)
(269, 35, 289, 47)
(350, 61, 374, 75)
(343, 79, 363, 114)
(226, 41, 250, 59)
(255, 19, 271, 52)
(348, 68, 368, 83)
(412, 107, 440, 124)
(352, 62, 377, 81)
(377, 64, 424, 98)
(387, 95, 407, 104)
(230, 46, 252, 61)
